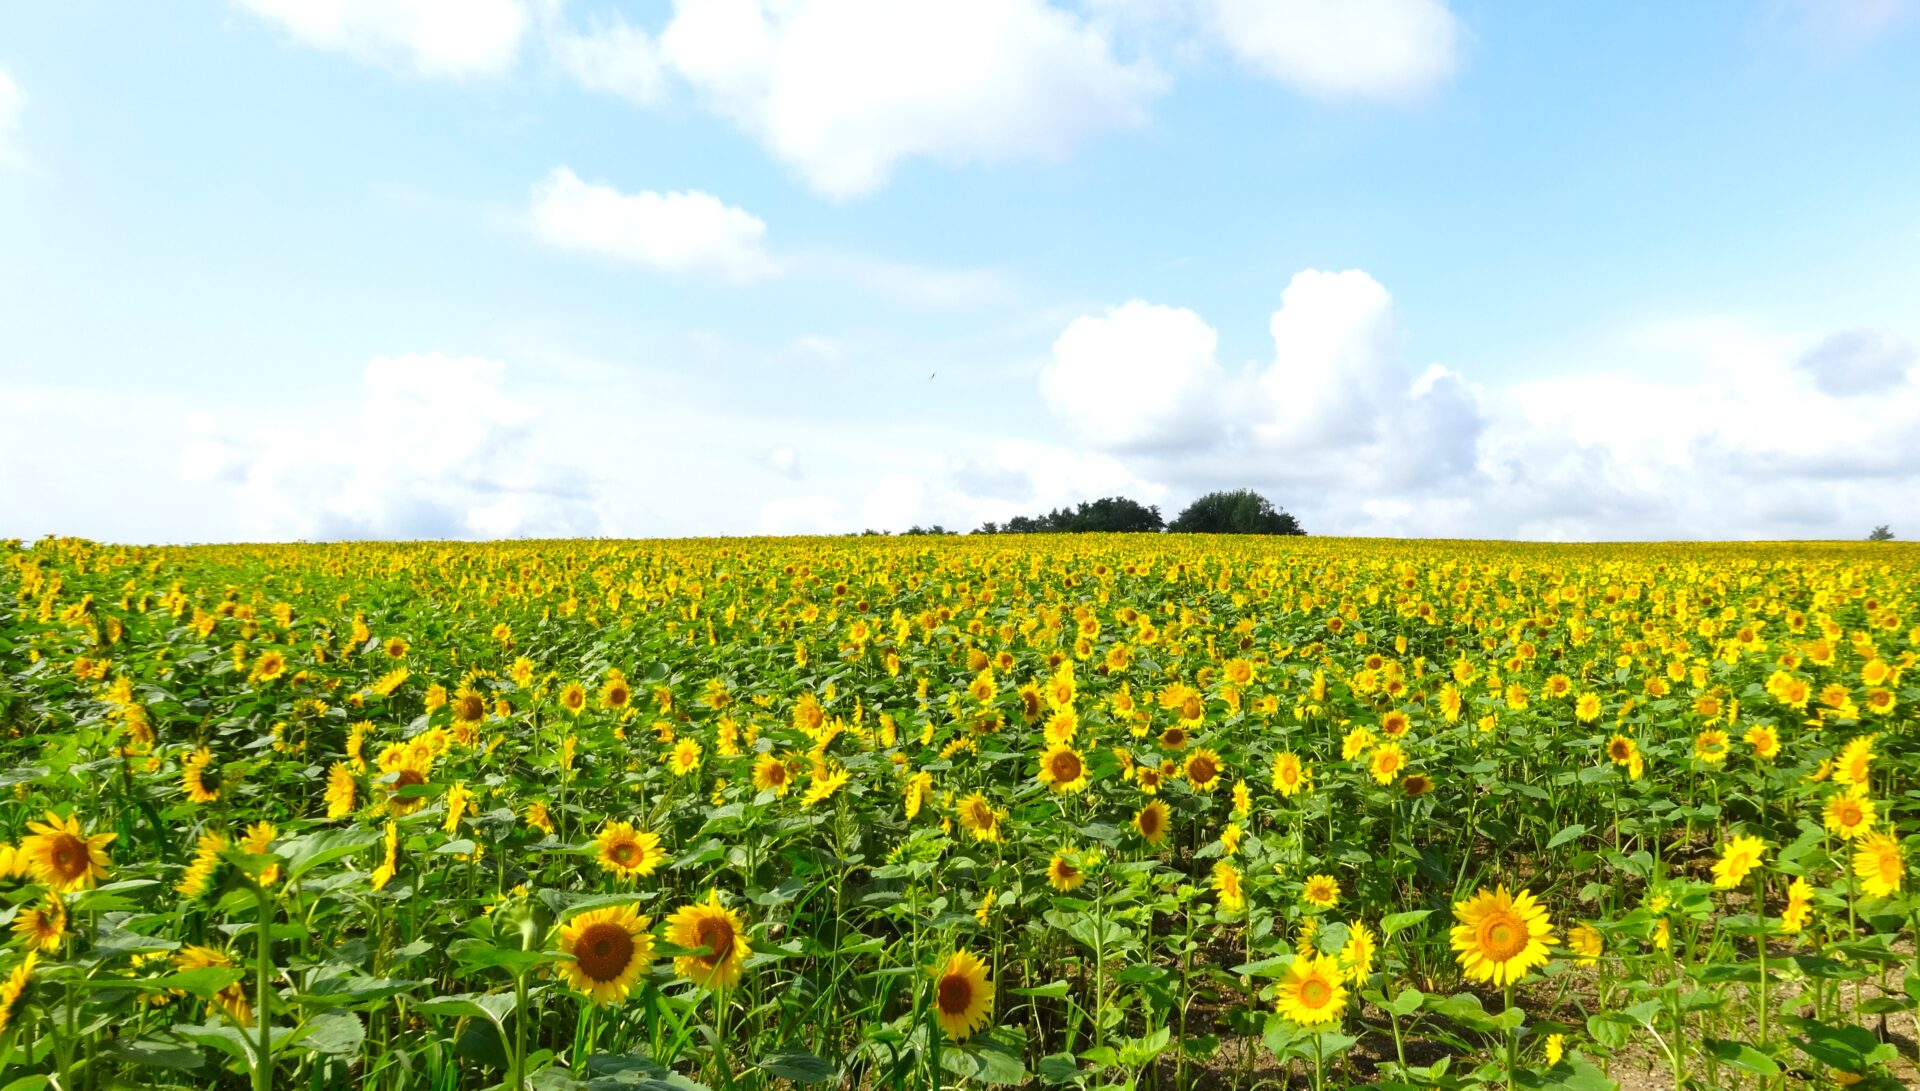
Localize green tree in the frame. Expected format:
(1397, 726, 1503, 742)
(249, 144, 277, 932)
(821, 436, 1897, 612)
(1868, 525, 1895, 541)
(1168, 489, 1304, 535)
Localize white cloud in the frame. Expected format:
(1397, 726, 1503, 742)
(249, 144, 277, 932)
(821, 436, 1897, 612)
(625, 0, 1163, 198)
(1041, 300, 1226, 450)
(528, 166, 778, 281)
(1202, 0, 1458, 101)
(544, 9, 665, 105)
(0, 67, 21, 160)
(1794, 329, 1916, 396)
(234, 0, 529, 77)
(181, 353, 597, 540)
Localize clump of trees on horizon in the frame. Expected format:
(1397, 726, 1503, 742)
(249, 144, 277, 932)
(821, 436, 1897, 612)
(970, 489, 1305, 536)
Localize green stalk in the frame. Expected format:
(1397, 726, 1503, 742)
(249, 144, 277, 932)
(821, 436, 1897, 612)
(254, 883, 275, 1091)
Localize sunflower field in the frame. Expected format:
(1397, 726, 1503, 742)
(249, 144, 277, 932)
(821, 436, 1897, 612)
(0, 534, 1914, 1091)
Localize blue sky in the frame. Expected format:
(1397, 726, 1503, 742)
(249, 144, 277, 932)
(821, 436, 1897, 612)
(3, 0, 1918, 542)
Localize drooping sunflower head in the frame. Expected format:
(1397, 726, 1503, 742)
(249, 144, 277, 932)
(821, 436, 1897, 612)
(931, 949, 994, 1041)
(1450, 885, 1555, 986)
(1275, 953, 1346, 1027)
(12, 896, 67, 953)
(0, 953, 36, 1035)
(1134, 800, 1170, 845)
(176, 945, 252, 1026)
(1037, 743, 1088, 794)
(181, 748, 221, 804)
(558, 904, 654, 1005)
(665, 890, 751, 991)
(22, 811, 114, 894)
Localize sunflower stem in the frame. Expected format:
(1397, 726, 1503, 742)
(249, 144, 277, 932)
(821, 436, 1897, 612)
(254, 881, 274, 1091)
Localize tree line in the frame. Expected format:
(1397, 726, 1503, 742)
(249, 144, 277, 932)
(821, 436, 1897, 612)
(861, 489, 1304, 537)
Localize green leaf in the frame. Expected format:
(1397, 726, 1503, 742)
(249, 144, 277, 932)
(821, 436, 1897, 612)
(173, 1024, 257, 1066)
(939, 1026, 1028, 1085)
(105, 1037, 204, 1071)
(448, 938, 562, 977)
(1546, 824, 1588, 850)
(1380, 909, 1432, 937)
(1387, 988, 1424, 1017)
(758, 1048, 836, 1084)
(415, 991, 518, 1029)
(280, 827, 382, 882)
(152, 966, 247, 999)
(1011, 981, 1072, 999)
(1706, 1038, 1780, 1077)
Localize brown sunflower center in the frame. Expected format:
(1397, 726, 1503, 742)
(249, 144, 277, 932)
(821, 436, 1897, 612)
(394, 769, 425, 790)
(694, 917, 734, 966)
(49, 836, 83, 877)
(937, 973, 974, 1016)
(456, 696, 484, 721)
(610, 841, 640, 867)
(1189, 756, 1216, 782)
(1478, 911, 1526, 962)
(1049, 752, 1083, 782)
(765, 765, 787, 785)
(608, 686, 629, 706)
(967, 802, 994, 828)
(1139, 809, 1163, 838)
(1299, 978, 1331, 1008)
(574, 922, 635, 982)
(1162, 728, 1187, 748)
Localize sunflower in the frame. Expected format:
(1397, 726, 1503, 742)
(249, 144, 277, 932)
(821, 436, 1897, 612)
(451, 684, 487, 725)
(21, 811, 114, 893)
(1693, 729, 1730, 765)
(1157, 724, 1189, 751)
(1271, 752, 1308, 797)
(557, 904, 654, 1005)
(665, 890, 751, 990)
(1574, 692, 1601, 722)
(12, 896, 67, 953)
(559, 682, 588, 716)
(1338, 920, 1376, 982)
(525, 801, 555, 835)
(371, 821, 399, 891)
(1710, 834, 1766, 889)
(323, 762, 357, 819)
(1340, 726, 1375, 761)
(800, 765, 849, 806)
(1183, 748, 1223, 792)
(1833, 734, 1876, 787)
(752, 753, 793, 797)
(1134, 800, 1170, 845)
(251, 649, 287, 683)
(1134, 765, 1164, 794)
(182, 747, 221, 804)
(1037, 743, 1089, 794)
(1302, 874, 1341, 909)
(1603, 734, 1638, 767)
(176, 945, 251, 1025)
(383, 636, 408, 659)
(1822, 788, 1875, 840)
(669, 738, 703, 777)
(1380, 710, 1410, 737)
(1211, 861, 1245, 913)
(1231, 779, 1251, 816)
(1047, 850, 1086, 892)
(1567, 923, 1603, 966)
(1852, 831, 1905, 899)
(240, 822, 279, 886)
(1743, 724, 1780, 760)
(1043, 707, 1078, 745)
(1367, 742, 1406, 785)
(0, 954, 34, 1035)
(930, 949, 994, 1041)
(177, 830, 228, 899)
(599, 670, 633, 712)
(1274, 954, 1346, 1027)
(377, 744, 434, 817)
(1450, 885, 1555, 986)
(957, 792, 1002, 843)
(595, 821, 667, 880)
(1781, 877, 1815, 934)
(1402, 773, 1434, 797)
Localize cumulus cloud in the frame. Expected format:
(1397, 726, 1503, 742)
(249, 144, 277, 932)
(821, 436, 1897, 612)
(1795, 329, 1916, 396)
(528, 166, 778, 281)
(1042, 301, 1226, 450)
(542, 0, 1163, 198)
(1202, 0, 1458, 101)
(1037, 269, 1920, 540)
(234, 0, 529, 78)
(182, 353, 597, 540)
